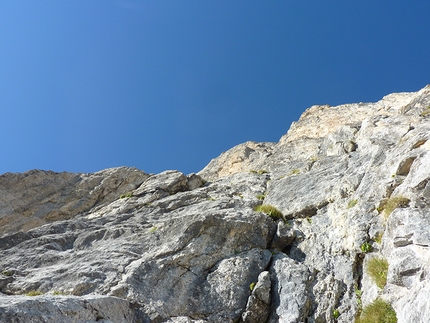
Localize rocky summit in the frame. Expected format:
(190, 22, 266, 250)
(1, 86, 430, 323)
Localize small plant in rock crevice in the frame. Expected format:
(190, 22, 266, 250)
(360, 242, 373, 253)
(333, 309, 340, 320)
(249, 282, 256, 291)
(355, 298, 397, 323)
(355, 288, 363, 313)
(367, 257, 389, 289)
(254, 204, 284, 220)
(348, 199, 358, 208)
(1, 270, 13, 276)
(120, 193, 133, 199)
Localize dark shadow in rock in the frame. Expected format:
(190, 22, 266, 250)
(289, 245, 306, 263)
(396, 157, 417, 176)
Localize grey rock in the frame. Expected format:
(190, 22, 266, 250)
(0, 168, 274, 322)
(0, 167, 149, 235)
(264, 158, 348, 219)
(198, 141, 275, 180)
(270, 221, 296, 252)
(242, 271, 271, 323)
(269, 253, 311, 323)
(2, 85, 430, 322)
(395, 282, 430, 323)
(134, 170, 189, 197)
(0, 294, 135, 323)
(166, 318, 208, 323)
(186, 173, 205, 191)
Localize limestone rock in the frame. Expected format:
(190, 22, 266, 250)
(269, 221, 296, 252)
(269, 253, 311, 323)
(0, 294, 136, 323)
(1, 85, 430, 322)
(0, 169, 273, 322)
(198, 141, 275, 180)
(242, 271, 271, 323)
(0, 167, 150, 235)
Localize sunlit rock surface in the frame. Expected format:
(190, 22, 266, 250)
(1, 85, 430, 322)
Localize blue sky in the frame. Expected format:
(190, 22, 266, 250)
(1, 1, 429, 175)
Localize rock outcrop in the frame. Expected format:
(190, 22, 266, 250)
(1, 85, 430, 322)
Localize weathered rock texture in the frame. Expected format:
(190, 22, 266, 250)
(1, 85, 430, 322)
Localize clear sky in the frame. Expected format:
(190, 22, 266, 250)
(1, 1, 429, 175)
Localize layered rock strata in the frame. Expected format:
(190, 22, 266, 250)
(1, 85, 430, 322)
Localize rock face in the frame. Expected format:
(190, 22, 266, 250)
(1, 85, 430, 322)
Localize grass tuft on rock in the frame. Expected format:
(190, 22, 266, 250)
(356, 298, 397, 323)
(26, 290, 43, 296)
(254, 204, 283, 220)
(377, 196, 410, 218)
(367, 257, 389, 289)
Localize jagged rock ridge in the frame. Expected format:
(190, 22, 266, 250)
(1, 85, 430, 323)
